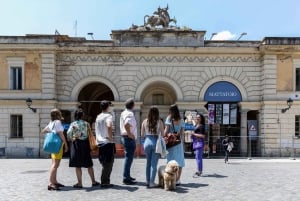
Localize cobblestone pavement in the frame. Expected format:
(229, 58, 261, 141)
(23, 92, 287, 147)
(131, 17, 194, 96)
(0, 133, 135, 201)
(1, 157, 300, 201)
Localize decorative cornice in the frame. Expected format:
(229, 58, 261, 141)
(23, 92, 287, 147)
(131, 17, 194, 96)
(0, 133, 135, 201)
(57, 55, 261, 65)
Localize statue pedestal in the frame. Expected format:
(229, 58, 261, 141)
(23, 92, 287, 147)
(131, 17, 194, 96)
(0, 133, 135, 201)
(111, 29, 206, 47)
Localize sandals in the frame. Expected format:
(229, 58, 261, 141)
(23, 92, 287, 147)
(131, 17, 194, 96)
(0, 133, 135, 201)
(92, 181, 100, 187)
(55, 183, 65, 187)
(48, 185, 60, 191)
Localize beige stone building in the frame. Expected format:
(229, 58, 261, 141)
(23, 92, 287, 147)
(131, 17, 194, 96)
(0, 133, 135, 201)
(0, 29, 300, 158)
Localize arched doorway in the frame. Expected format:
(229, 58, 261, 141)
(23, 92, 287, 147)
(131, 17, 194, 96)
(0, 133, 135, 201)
(139, 81, 177, 156)
(204, 81, 242, 156)
(78, 82, 114, 123)
(140, 81, 177, 121)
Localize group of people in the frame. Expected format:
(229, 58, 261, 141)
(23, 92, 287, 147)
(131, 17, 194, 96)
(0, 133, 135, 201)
(41, 98, 208, 191)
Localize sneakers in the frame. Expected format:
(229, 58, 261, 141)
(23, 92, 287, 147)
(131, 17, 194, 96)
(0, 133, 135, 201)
(148, 183, 159, 188)
(123, 179, 137, 185)
(193, 172, 202, 178)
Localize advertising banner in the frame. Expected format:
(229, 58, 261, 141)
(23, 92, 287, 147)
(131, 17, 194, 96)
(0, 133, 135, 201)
(208, 104, 215, 124)
(223, 104, 229, 125)
(247, 120, 258, 140)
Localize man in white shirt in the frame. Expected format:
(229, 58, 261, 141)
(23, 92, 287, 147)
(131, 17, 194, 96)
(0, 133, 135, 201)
(120, 98, 137, 185)
(95, 100, 115, 188)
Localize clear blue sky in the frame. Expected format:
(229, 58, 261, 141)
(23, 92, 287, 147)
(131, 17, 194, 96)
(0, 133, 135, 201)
(1, 0, 300, 41)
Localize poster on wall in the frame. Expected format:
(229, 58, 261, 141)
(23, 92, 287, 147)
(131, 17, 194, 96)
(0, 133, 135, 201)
(215, 104, 222, 124)
(208, 104, 215, 124)
(230, 104, 237, 124)
(247, 120, 258, 140)
(223, 104, 229, 125)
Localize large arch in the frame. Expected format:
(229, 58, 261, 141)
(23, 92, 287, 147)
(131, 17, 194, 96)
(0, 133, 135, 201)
(199, 76, 248, 101)
(70, 76, 119, 101)
(77, 82, 114, 123)
(135, 76, 183, 101)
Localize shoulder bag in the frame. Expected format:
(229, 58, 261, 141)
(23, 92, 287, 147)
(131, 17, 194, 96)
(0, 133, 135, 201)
(87, 123, 99, 156)
(87, 122, 98, 150)
(43, 121, 62, 154)
(164, 120, 181, 149)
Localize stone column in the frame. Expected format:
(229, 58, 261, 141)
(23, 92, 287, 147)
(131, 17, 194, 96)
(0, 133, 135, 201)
(134, 109, 141, 141)
(240, 109, 249, 157)
(113, 109, 122, 143)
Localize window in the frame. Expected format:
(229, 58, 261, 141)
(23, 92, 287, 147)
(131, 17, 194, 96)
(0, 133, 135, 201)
(295, 115, 300, 137)
(152, 94, 164, 105)
(296, 68, 300, 91)
(10, 115, 23, 138)
(10, 67, 22, 90)
(7, 57, 24, 90)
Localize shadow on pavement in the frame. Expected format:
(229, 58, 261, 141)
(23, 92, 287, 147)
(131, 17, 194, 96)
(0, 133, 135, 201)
(202, 173, 228, 178)
(180, 183, 209, 188)
(174, 183, 209, 194)
(110, 184, 139, 192)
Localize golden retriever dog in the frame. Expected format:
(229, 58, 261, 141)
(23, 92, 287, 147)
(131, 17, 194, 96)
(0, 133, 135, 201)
(158, 160, 179, 191)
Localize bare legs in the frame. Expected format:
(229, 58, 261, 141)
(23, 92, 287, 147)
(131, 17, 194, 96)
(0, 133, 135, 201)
(176, 167, 182, 182)
(74, 167, 97, 187)
(49, 159, 61, 187)
(88, 167, 97, 184)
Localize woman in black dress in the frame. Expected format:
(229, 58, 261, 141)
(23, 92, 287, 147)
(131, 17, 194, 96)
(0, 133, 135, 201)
(67, 109, 100, 188)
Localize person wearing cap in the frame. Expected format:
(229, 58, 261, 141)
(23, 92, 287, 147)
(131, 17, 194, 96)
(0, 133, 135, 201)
(95, 100, 115, 188)
(120, 98, 137, 185)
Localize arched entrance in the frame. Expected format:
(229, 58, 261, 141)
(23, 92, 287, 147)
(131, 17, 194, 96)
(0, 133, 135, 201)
(204, 81, 242, 156)
(139, 81, 177, 156)
(78, 82, 114, 123)
(140, 81, 177, 121)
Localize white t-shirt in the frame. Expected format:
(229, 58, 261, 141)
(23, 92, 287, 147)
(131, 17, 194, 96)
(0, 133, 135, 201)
(95, 112, 113, 144)
(45, 120, 64, 133)
(120, 109, 137, 139)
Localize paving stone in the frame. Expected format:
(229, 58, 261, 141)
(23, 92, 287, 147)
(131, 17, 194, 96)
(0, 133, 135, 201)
(0, 158, 299, 201)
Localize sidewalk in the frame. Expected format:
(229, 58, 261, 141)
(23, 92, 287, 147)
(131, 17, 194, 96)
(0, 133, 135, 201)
(0, 158, 299, 201)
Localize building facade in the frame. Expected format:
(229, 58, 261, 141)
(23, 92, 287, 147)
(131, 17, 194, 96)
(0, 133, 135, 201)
(0, 30, 300, 158)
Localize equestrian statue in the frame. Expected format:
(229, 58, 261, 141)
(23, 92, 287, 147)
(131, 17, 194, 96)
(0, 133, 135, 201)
(144, 5, 177, 28)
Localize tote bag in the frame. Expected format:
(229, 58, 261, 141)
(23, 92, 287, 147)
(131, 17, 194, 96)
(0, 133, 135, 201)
(43, 132, 62, 154)
(156, 133, 168, 158)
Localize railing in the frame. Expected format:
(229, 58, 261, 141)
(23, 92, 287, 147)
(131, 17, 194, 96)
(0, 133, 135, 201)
(0, 134, 300, 158)
(182, 133, 300, 158)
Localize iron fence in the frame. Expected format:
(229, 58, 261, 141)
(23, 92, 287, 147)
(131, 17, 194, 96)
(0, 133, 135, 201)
(0, 134, 300, 158)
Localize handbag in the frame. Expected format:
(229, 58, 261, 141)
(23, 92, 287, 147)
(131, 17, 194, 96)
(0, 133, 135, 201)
(164, 120, 181, 149)
(43, 122, 62, 154)
(192, 138, 203, 150)
(87, 123, 98, 151)
(227, 142, 234, 152)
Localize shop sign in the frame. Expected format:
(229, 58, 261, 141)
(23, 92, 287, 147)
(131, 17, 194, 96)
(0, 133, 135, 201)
(204, 81, 242, 102)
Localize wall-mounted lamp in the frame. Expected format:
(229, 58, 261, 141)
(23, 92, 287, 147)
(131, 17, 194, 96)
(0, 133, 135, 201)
(26, 98, 37, 113)
(281, 98, 293, 113)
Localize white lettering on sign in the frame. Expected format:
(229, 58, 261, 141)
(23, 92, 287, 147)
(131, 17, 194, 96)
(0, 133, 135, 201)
(208, 92, 238, 97)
